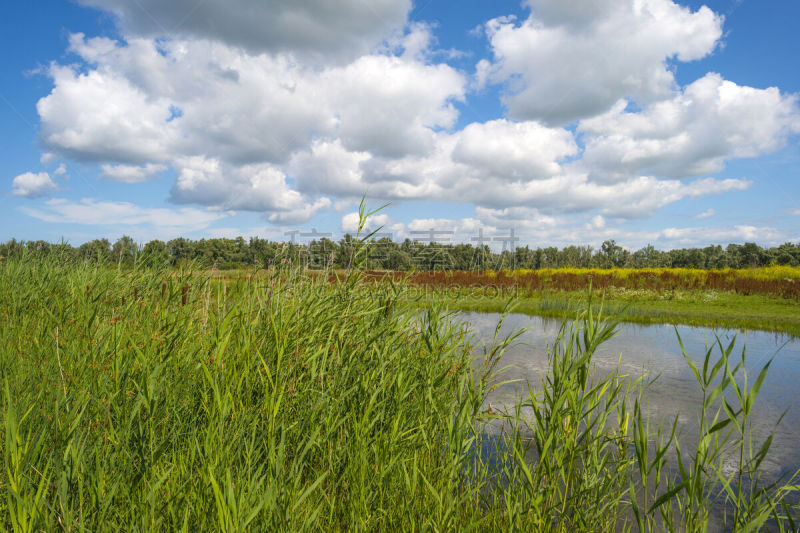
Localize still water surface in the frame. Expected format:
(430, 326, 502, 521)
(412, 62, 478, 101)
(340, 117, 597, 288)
(462, 312, 800, 481)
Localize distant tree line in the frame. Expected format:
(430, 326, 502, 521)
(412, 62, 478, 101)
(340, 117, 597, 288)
(1, 236, 799, 270)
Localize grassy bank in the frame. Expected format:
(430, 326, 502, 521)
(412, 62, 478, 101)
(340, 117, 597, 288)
(402, 287, 800, 336)
(1, 254, 798, 530)
(218, 266, 800, 335)
(388, 266, 800, 299)
(365, 265, 800, 334)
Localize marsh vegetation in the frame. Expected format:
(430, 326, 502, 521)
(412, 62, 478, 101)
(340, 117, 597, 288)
(1, 230, 798, 531)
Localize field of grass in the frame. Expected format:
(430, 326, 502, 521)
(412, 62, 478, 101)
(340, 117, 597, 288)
(402, 287, 800, 336)
(352, 267, 800, 336)
(392, 266, 800, 299)
(1, 252, 799, 530)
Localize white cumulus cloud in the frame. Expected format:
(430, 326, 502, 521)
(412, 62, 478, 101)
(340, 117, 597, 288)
(658, 225, 783, 245)
(100, 163, 167, 183)
(451, 119, 578, 181)
(76, 0, 412, 63)
(695, 208, 716, 220)
(482, 0, 723, 124)
(12, 172, 57, 198)
(20, 198, 226, 233)
(38, 63, 178, 164)
(579, 73, 800, 181)
(341, 212, 392, 234)
(322, 54, 465, 158)
(291, 128, 751, 218)
(35, 33, 466, 224)
(170, 156, 330, 224)
(25, 3, 799, 234)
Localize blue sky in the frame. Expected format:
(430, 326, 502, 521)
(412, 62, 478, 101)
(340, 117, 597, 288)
(1, 0, 798, 250)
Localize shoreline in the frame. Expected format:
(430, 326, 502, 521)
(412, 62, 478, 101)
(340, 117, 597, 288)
(401, 289, 800, 336)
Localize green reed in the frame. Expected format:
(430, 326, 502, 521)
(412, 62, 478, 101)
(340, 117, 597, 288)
(1, 210, 798, 531)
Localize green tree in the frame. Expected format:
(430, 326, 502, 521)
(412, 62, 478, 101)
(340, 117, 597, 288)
(112, 235, 138, 267)
(141, 240, 169, 267)
(79, 238, 113, 263)
(598, 240, 627, 268)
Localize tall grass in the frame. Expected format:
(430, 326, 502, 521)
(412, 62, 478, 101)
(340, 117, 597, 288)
(1, 225, 798, 530)
(369, 266, 800, 300)
(490, 305, 800, 531)
(0, 251, 493, 530)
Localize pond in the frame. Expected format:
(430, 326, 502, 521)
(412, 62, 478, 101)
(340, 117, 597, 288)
(462, 312, 800, 485)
